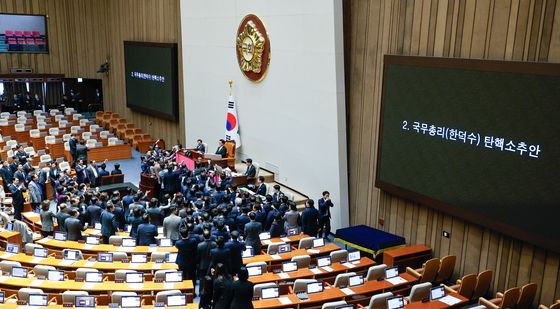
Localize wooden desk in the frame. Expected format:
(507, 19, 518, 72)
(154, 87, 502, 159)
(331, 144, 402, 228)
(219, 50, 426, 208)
(0, 251, 178, 272)
(383, 245, 432, 272)
(35, 237, 178, 255)
(249, 257, 375, 284)
(405, 293, 469, 308)
(0, 229, 22, 247)
(261, 234, 307, 248)
(0, 303, 198, 309)
(252, 272, 417, 309)
(22, 212, 58, 232)
(0, 275, 193, 293)
(243, 243, 340, 265)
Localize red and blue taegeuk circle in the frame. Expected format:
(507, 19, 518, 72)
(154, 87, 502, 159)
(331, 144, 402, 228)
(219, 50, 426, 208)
(226, 113, 237, 131)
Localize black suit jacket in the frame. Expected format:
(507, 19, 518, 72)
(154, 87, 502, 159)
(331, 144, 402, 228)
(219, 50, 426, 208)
(196, 240, 217, 272)
(230, 280, 254, 309)
(245, 165, 256, 177)
(256, 183, 267, 196)
(215, 146, 228, 158)
(224, 240, 246, 275)
(210, 247, 231, 273)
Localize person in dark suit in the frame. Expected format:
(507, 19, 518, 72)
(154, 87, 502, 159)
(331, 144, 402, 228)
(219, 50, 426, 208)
(127, 208, 144, 238)
(9, 178, 26, 220)
(76, 140, 89, 162)
(244, 212, 262, 255)
(100, 203, 119, 244)
(212, 263, 233, 309)
(68, 134, 78, 164)
(97, 163, 109, 177)
(235, 207, 250, 234)
(196, 139, 205, 153)
(255, 176, 267, 196)
(209, 236, 231, 274)
(86, 202, 102, 226)
(269, 212, 284, 238)
(111, 163, 122, 175)
(136, 216, 158, 245)
(65, 209, 86, 241)
(55, 204, 71, 233)
(0, 161, 14, 191)
(162, 166, 180, 195)
(196, 230, 216, 294)
(215, 139, 227, 158)
(301, 199, 320, 237)
(175, 224, 199, 288)
(244, 158, 256, 178)
(318, 190, 334, 239)
(146, 198, 164, 226)
(224, 230, 246, 276)
(15, 146, 29, 165)
(13, 164, 26, 184)
(230, 267, 254, 309)
(9, 157, 19, 174)
(74, 160, 87, 184)
(86, 161, 99, 186)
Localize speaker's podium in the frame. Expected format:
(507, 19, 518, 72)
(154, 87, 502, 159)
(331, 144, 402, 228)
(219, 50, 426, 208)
(180, 140, 236, 170)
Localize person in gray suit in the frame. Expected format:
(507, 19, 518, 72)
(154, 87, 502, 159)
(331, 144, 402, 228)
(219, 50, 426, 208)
(163, 206, 181, 243)
(39, 200, 55, 237)
(28, 175, 42, 212)
(283, 203, 300, 233)
(65, 209, 86, 241)
(244, 212, 262, 255)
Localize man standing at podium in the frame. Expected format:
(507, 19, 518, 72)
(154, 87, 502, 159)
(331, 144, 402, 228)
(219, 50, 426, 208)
(215, 139, 228, 158)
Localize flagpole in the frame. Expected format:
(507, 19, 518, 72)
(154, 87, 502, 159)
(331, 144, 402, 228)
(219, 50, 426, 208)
(228, 80, 233, 96)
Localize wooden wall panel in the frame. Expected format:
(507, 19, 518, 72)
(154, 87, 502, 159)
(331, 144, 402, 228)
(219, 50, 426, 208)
(0, 0, 184, 145)
(345, 0, 560, 306)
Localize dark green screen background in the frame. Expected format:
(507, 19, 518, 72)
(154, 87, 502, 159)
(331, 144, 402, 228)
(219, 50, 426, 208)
(124, 43, 177, 119)
(377, 62, 560, 248)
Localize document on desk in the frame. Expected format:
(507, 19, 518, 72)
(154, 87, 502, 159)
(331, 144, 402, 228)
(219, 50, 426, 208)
(82, 283, 96, 290)
(278, 297, 292, 305)
(321, 266, 334, 272)
(128, 283, 144, 289)
(58, 260, 74, 266)
(341, 288, 355, 295)
(149, 247, 157, 253)
(152, 263, 162, 269)
(89, 230, 100, 236)
(280, 237, 291, 242)
(438, 295, 462, 305)
(117, 247, 130, 252)
(0, 276, 8, 282)
(83, 261, 96, 267)
(26, 212, 39, 218)
(386, 276, 408, 285)
(30, 257, 45, 264)
(310, 268, 323, 274)
(82, 244, 94, 250)
(270, 254, 281, 260)
(36, 238, 48, 244)
(307, 249, 320, 254)
(278, 272, 290, 279)
(342, 262, 356, 269)
(0, 253, 14, 259)
(30, 280, 44, 287)
(262, 240, 272, 245)
(163, 283, 175, 289)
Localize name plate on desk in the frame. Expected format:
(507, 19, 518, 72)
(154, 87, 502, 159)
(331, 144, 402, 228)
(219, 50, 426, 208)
(310, 268, 323, 274)
(341, 288, 355, 295)
(270, 254, 281, 260)
(386, 276, 407, 285)
(278, 272, 290, 279)
(280, 237, 291, 242)
(278, 297, 292, 305)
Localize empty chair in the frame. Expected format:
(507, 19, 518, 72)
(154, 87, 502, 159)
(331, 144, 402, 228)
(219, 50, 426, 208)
(291, 255, 311, 268)
(151, 252, 167, 262)
(155, 290, 182, 303)
(112, 292, 137, 304)
(49, 127, 59, 135)
(50, 109, 59, 116)
(64, 107, 75, 115)
(435, 255, 456, 284)
(406, 258, 440, 283)
(17, 111, 26, 117)
(366, 292, 394, 309)
(54, 114, 64, 122)
(516, 283, 538, 309)
(15, 123, 25, 132)
(62, 249, 83, 260)
(322, 301, 348, 309)
(25, 243, 44, 254)
(108, 235, 124, 246)
(29, 129, 41, 138)
(18, 288, 45, 302)
(17, 117, 27, 124)
(89, 124, 100, 132)
(79, 118, 89, 126)
(37, 122, 47, 130)
(33, 110, 43, 116)
(33, 265, 56, 278)
(59, 120, 69, 128)
(59, 161, 71, 172)
(0, 119, 8, 126)
(6, 140, 17, 149)
(254, 283, 278, 298)
(539, 300, 560, 309)
(0, 260, 21, 274)
(108, 137, 119, 145)
(115, 269, 139, 280)
(292, 279, 317, 293)
(62, 291, 88, 304)
(82, 131, 92, 140)
(154, 270, 176, 281)
(6, 149, 14, 158)
(366, 264, 387, 281)
(63, 133, 72, 141)
(406, 282, 433, 303)
(330, 249, 348, 263)
(267, 242, 287, 254)
(298, 237, 315, 249)
(333, 272, 357, 288)
(472, 270, 493, 300)
(479, 287, 521, 309)
(246, 262, 267, 274)
(70, 126, 81, 134)
(64, 142, 70, 151)
(100, 130, 110, 138)
(109, 251, 128, 262)
(0, 112, 10, 119)
(72, 113, 82, 120)
(444, 273, 477, 299)
(76, 268, 99, 280)
(45, 135, 56, 144)
(24, 146, 35, 156)
(86, 139, 97, 148)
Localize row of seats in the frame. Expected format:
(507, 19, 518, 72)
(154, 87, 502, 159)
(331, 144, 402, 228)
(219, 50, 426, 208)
(2, 30, 43, 38)
(479, 283, 538, 309)
(96, 111, 161, 153)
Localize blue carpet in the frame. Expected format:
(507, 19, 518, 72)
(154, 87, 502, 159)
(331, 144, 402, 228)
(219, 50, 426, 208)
(107, 148, 142, 186)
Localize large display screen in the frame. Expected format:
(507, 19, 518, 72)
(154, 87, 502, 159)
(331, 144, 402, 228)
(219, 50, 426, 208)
(124, 41, 178, 120)
(376, 55, 560, 252)
(0, 14, 48, 53)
